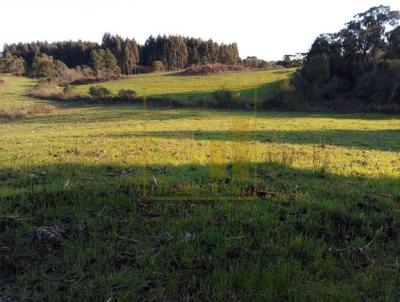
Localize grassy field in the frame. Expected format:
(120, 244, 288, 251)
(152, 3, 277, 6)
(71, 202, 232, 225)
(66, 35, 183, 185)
(0, 75, 44, 109)
(75, 69, 296, 105)
(0, 74, 400, 301)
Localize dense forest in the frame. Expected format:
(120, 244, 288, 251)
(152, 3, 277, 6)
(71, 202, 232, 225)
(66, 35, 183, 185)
(291, 5, 400, 111)
(0, 34, 241, 80)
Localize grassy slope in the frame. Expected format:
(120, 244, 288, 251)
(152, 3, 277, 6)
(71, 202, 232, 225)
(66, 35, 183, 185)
(0, 75, 400, 301)
(75, 69, 296, 104)
(0, 75, 38, 109)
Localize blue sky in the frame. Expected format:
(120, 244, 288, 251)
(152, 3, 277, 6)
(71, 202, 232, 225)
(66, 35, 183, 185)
(1, 0, 399, 60)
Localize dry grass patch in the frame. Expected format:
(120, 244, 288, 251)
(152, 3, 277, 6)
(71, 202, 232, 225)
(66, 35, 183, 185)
(0, 104, 56, 120)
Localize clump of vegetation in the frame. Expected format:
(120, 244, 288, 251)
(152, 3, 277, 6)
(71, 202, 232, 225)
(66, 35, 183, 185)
(29, 80, 60, 97)
(1, 53, 26, 76)
(152, 60, 166, 72)
(182, 63, 248, 75)
(0, 104, 55, 120)
(89, 85, 112, 99)
(62, 84, 76, 97)
(212, 88, 245, 108)
(212, 88, 233, 106)
(116, 89, 137, 100)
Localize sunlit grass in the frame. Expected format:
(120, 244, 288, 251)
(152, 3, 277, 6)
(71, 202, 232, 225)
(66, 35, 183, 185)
(75, 69, 296, 103)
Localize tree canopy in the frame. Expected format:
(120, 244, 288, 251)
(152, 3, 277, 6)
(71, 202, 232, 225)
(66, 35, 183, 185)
(294, 5, 400, 108)
(2, 34, 241, 77)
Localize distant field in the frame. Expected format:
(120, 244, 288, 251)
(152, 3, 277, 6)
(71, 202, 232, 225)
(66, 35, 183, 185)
(75, 69, 296, 104)
(1, 75, 400, 300)
(0, 75, 40, 109)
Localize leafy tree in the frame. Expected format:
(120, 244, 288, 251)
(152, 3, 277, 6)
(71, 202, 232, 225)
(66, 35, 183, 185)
(304, 54, 330, 84)
(294, 5, 400, 108)
(387, 60, 400, 103)
(122, 38, 140, 74)
(3, 33, 242, 76)
(90, 49, 120, 78)
(89, 85, 112, 99)
(102, 33, 140, 74)
(1, 53, 26, 76)
(30, 54, 58, 78)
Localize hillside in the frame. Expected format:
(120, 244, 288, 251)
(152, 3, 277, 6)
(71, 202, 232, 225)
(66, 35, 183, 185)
(74, 69, 296, 105)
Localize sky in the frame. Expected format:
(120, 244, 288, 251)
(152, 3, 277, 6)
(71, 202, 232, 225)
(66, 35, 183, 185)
(1, 0, 399, 61)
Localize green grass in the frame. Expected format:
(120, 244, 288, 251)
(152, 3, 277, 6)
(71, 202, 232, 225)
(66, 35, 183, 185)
(0, 75, 41, 109)
(1, 74, 400, 301)
(75, 69, 296, 104)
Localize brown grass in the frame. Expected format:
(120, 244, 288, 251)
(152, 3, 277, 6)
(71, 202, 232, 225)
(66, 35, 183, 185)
(29, 82, 60, 97)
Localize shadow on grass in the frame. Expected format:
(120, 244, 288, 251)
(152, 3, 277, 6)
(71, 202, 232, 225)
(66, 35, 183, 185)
(1, 161, 399, 301)
(99, 129, 400, 152)
(1, 161, 399, 202)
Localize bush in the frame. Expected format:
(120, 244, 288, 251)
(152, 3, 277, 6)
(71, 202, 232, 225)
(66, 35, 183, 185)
(62, 85, 76, 97)
(116, 89, 137, 100)
(29, 82, 60, 97)
(152, 61, 166, 73)
(211, 88, 245, 108)
(0, 104, 55, 120)
(212, 89, 233, 108)
(89, 86, 112, 99)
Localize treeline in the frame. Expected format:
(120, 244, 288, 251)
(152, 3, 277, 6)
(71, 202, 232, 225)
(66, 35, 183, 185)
(291, 5, 400, 111)
(1, 34, 240, 79)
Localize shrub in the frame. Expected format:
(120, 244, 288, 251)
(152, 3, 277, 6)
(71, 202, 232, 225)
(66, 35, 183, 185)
(0, 104, 55, 120)
(62, 85, 76, 97)
(116, 89, 137, 100)
(89, 86, 112, 99)
(212, 89, 233, 108)
(152, 61, 166, 73)
(211, 88, 246, 108)
(30, 82, 60, 97)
